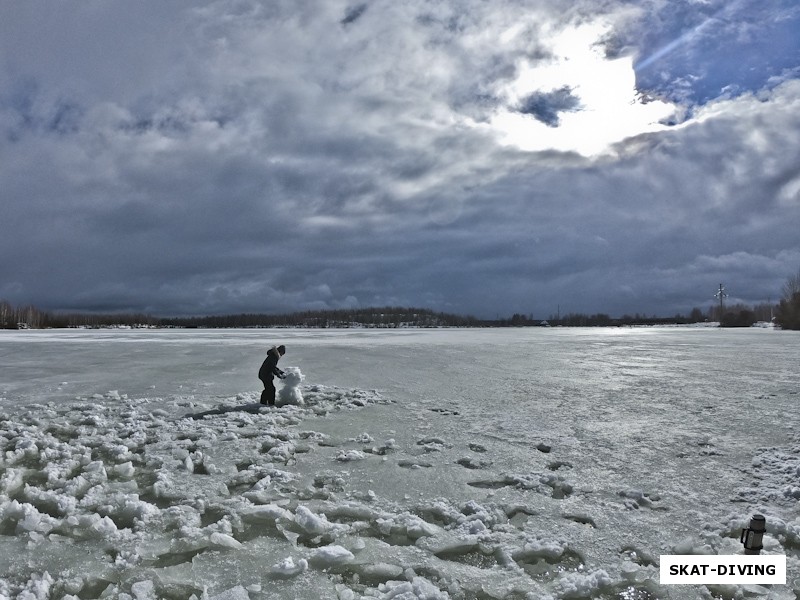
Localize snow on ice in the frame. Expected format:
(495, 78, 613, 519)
(0, 328, 799, 599)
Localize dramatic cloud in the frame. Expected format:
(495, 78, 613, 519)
(341, 4, 368, 26)
(518, 86, 582, 127)
(0, 0, 798, 318)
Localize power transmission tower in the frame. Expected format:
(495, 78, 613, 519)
(714, 283, 727, 319)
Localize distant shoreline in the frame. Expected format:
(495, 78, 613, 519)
(1, 302, 782, 330)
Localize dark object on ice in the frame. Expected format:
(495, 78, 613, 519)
(259, 345, 286, 405)
(740, 514, 766, 555)
(429, 407, 460, 416)
(536, 443, 551, 453)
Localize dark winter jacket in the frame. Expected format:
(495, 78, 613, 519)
(259, 346, 284, 381)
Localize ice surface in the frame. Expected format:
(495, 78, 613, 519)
(208, 586, 250, 600)
(0, 327, 799, 599)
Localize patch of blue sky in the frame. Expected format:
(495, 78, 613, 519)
(634, 0, 800, 105)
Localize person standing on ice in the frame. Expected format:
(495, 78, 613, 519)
(259, 345, 286, 405)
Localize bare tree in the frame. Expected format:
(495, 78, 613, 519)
(0, 300, 11, 328)
(783, 269, 800, 301)
(776, 269, 800, 330)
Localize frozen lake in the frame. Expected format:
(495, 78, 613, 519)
(0, 327, 798, 599)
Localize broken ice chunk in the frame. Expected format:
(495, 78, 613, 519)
(270, 556, 309, 578)
(309, 545, 354, 568)
(209, 532, 243, 550)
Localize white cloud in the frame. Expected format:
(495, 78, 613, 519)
(485, 21, 677, 155)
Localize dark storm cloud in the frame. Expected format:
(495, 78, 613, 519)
(341, 4, 368, 26)
(518, 86, 582, 127)
(0, 0, 798, 318)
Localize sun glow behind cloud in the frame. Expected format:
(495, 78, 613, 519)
(485, 22, 677, 156)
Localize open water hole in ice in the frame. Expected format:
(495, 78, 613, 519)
(0, 327, 799, 600)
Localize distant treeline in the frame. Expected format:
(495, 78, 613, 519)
(160, 307, 482, 328)
(0, 300, 159, 329)
(1, 297, 798, 330)
(0, 303, 480, 329)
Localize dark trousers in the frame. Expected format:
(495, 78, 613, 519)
(260, 378, 275, 405)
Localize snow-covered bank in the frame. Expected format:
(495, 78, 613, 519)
(1, 328, 799, 599)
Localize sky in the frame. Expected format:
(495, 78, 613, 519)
(1, 0, 799, 319)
